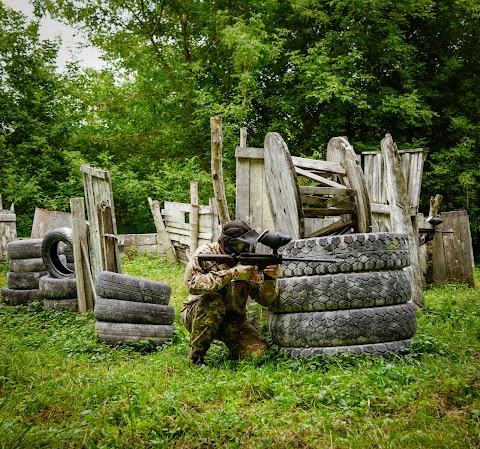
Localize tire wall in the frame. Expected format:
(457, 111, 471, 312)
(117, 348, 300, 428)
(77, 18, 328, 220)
(94, 271, 175, 345)
(1, 239, 45, 306)
(269, 233, 417, 358)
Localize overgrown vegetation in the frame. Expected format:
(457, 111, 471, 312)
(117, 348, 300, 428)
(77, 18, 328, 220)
(0, 253, 479, 448)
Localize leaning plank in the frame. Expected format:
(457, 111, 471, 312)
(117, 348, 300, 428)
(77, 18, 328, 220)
(306, 219, 354, 238)
(344, 159, 372, 233)
(148, 198, 177, 262)
(299, 186, 355, 196)
(70, 197, 95, 312)
(381, 134, 424, 308)
(291, 156, 346, 175)
(294, 167, 346, 189)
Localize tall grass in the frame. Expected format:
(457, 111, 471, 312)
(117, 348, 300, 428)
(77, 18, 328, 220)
(0, 253, 479, 448)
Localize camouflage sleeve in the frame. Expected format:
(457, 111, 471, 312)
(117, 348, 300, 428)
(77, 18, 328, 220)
(250, 279, 279, 307)
(184, 245, 232, 295)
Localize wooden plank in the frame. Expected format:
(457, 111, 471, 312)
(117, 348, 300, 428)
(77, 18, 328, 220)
(371, 203, 391, 214)
(70, 197, 95, 313)
(291, 156, 345, 175)
(235, 147, 265, 159)
(0, 214, 16, 222)
(303, 207, 356, 217)
(306, 219, 354, 238)
(164, 201, 211, 214)
(148, 198, 177, 262)
(441, 211, 475, 286)
(299, 186, 354, 196)
(190, 181, 199, 256)
(344, 159, 372, 233)
(235, 147, 251, 224)
(264, 132, 304, 239)
(381, 134, 424, 308)
(295, 167, 346, 189)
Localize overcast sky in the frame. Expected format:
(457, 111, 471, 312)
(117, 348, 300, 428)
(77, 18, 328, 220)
(3, 0, 104, 71)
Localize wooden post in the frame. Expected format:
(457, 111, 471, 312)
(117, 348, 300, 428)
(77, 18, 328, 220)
(381, 134, 424, 309)
(424, 194, 443, 284)
(210, 115, 230, 227)
(70, 197, 95, 312)
(190, 181, 199, 256)
(240, 127, 248, 148)
(148, 197, 177, 262)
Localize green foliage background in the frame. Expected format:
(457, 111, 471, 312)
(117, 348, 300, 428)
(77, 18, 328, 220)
(1, 0, 479, 253)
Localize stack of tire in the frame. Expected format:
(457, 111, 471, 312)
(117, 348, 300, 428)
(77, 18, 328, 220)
(94, 271, 174, 345)
(39, 227, 77, 311)
(269, 232, 417, 358)
(1, 239, 46, 306)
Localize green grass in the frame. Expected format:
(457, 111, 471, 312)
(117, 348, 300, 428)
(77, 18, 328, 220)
(0, 253, 479, 448)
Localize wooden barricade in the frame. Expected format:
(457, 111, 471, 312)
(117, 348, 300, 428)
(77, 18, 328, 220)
(161, 199, 220, 263)
(362, 147, 425, 232)
(80, 164, 122, 278)
(431, 211, 475, 287)
(0, 196, 16, 259)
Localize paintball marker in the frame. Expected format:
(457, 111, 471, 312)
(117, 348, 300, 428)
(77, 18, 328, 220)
(198, 230, 342, 279)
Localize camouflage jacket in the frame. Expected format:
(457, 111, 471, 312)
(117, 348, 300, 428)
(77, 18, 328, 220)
(183, 242, 279, 315)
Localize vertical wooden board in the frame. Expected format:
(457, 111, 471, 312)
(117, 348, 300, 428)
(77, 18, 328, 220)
(235, 153, 251, 223)
(442, 211, 475, 286)
(381, 134, 424, 308)
(249, 159, 266, 231)
(344, 160, 372, 233)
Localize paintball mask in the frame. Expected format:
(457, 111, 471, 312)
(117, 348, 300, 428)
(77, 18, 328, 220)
(221, 220, 260, 255)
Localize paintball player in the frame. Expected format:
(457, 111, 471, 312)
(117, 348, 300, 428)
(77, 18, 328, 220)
(182, 220, 280, 365)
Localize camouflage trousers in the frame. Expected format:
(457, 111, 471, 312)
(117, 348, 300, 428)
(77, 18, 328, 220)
(181, 293, 267, 362)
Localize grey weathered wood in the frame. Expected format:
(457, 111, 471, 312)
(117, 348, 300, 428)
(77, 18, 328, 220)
(81, 164, 121, 279)
(0, 196, 16, 259)
(210, 115, 230, 227)
(235, 145, 275, 233)
(240, 127, 248, 148)
(190, 181, 199, 256)
(299, 186, 355, 196)
(344, 159, 372, 233)
(291, 156, 346, 175)
(98, 204, 120, 273)
(264, 132, 304, 239)
(294, 167, 346, 189)
(381, 134, 424, 308)
(436, 211, 475, 287)
(148, 197, 177, 262)
(70, 197, 95, 312)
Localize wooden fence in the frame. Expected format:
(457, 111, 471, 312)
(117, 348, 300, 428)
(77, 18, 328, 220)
(0, 197, 16, 259)
(362, 148, 425, 232)
(161, 200, 221, 263)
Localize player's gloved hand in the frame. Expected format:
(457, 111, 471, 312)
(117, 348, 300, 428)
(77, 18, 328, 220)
(231, 264, 257, 281)
(263, 264, 280, 279)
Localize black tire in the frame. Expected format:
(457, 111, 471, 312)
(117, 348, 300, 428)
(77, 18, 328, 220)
(269, 304, 417, 347)
(95, 321, 174, 345)
(43, 298, 78, 311)
(7, 239, 43, 259)
(7, 271, 47, 290)
(95, 271, 171, 305)
(1, 287, 42, 305)
(278, 339, 413, 358)
(271, 270, 411, 313)
(279, 233, 411, 277)
(39, 275, 77, 299)
(41, 227, 75, 279)
(9, 258, 46, 273)
(94, 298, 175, 325)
